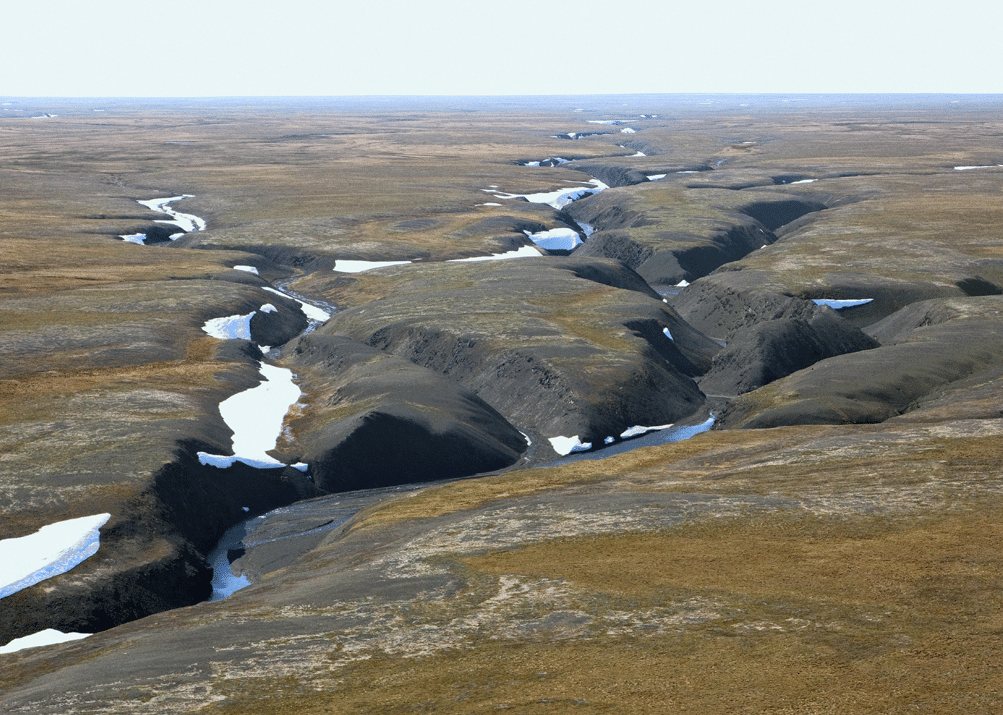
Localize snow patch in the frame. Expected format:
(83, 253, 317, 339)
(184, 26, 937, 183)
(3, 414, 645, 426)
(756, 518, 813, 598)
(620, 423, 674, 439)
(137, 195, 206, 233)
(334, 259, 412, 272)
(646, 173, 666, 181)
(954, 164, 1003, 171)
(233, 265, 259, 275)
(202, 312, 255, 340)
(1, 513, 112, 600)
(0, 629, 90, 654)
(524, 227, 582, 251)
(198, 363, 303, 470)
(549, 435, 592, 456)
(663, 327, 673, 341)
(812, 298, 873, 309)
(448, 245, 543, 262)
(260, 303, 277, 314)
(483, 178, 608, 210)
(262, 287, 331, 322)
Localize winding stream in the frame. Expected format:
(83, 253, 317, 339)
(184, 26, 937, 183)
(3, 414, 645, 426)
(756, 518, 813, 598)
(120, 152, 720, 602)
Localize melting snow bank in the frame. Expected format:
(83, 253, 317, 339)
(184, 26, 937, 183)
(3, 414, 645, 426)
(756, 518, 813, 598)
(482, 178, 608, 210)
(549, 435, 592, 456)
(207, 520, 252, 601)
(0, 629, 90, 655)
(551, 415, 717, 463)
(954, 164, 1003, 170)
(137, 195, 207, 232)
(120, 195, 206, 244)
(524, 227, 582, 250)
(0, 513, 111, 600)
(197, 364, 307, 470)
(202, 311, 256, 340)
(334, 259, 413, 272)
(448, 245, 543, 262)
(620, 422, 674, 439)
(521, 157, 570, 166)
(812, 298, 873, 309)
(262, 287, 331, 322)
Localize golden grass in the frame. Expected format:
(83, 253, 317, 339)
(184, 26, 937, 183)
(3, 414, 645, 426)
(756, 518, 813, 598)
(200, 506, 1003, 715)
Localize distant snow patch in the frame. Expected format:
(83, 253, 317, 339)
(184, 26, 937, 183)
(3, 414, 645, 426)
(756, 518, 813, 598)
(620, 423, 673, 439)
(448, 245, 543, 262)
(954, 164, 1003, 170)
(647, 174, 666, 181)
(233, 265, 259, 275)
(119, 233, 147, 245)
(524, 227, 582, 250)
(260, 303, 277, 314)
(202, 312, 255, 340)
(790, 179, 817, 184)
(676, 279, 690, 287)
(483, 178, 608, 210)
(812, 298, 873, 309)
(620, 127, 636, 134)
(262, 287, 332, 322)
(1, 513, 111, 600)
(138, 195, 206, 233)
(0, 629, 91, 654)
(662, 327, 673, 341)
(549, 435, 592, 456)
(520, 157, 569, 166)
(334, 259, 412, 272)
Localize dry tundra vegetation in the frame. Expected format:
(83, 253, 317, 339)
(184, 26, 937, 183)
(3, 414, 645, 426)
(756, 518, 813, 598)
(2, 94, 1003, 713)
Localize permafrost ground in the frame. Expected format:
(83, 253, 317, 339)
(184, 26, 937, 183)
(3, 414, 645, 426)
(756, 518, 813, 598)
(2, 95, 1003, 713)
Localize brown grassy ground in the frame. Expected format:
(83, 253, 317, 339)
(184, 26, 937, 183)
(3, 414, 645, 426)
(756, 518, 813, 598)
(3, 96, 1003, 713)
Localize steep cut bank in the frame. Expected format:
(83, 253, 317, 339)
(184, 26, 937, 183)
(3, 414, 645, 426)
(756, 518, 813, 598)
(565, 183, 829, 286)
(302, 257, 719, 456)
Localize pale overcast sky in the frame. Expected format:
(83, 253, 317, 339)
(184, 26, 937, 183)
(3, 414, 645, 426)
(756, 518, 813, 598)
(4, 0, 1001, 96)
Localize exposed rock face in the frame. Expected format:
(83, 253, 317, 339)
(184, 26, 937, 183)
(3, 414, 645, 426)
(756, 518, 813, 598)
(312, 258, 716, 451)
(285, 335, 527, 492)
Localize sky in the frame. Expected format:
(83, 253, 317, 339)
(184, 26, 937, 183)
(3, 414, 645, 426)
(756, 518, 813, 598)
(4, 0, 1001, 97)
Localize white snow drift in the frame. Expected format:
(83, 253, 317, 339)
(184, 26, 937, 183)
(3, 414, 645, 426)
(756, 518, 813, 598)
(1, 513, 111, 600)
(198, 363, 303, 470)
